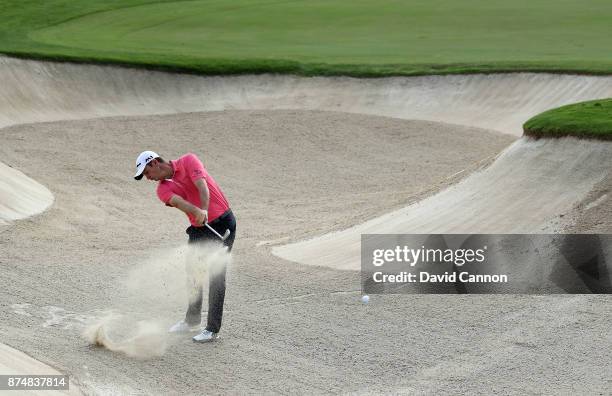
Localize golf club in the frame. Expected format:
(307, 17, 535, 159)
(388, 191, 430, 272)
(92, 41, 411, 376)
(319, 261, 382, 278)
(205, 223, 231, 241)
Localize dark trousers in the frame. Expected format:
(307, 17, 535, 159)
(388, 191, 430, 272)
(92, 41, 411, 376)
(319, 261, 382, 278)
(184, 210, 236, 333)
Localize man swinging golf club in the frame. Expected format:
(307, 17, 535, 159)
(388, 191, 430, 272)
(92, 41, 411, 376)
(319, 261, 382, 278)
(134, 150, 236, 343)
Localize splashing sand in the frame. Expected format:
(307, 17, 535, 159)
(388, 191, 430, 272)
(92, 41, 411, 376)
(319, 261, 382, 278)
(83, 243, 231, 359)
(83, 314, 167, 359)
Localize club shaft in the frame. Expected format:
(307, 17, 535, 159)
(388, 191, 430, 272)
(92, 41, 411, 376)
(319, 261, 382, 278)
(205, 223, 226, 240)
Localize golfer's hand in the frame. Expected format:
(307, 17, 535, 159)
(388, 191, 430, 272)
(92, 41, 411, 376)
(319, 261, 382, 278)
(193, 208, 208, 226)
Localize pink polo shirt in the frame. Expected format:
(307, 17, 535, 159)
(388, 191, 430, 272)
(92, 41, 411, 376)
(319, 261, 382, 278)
(156, 153, 230, 226)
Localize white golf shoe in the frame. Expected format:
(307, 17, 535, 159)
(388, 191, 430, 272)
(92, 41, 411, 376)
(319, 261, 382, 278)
(192, 329, 219, 343)
(168, 320, 200, 333)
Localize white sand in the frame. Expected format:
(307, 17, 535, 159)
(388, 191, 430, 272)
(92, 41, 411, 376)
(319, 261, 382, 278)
(274, 137, 612, 270)
(1, 56, 612, 394)
(0, 161, 53, 225)
(0, 110, 517, 394)
(3, 56, 612, 137)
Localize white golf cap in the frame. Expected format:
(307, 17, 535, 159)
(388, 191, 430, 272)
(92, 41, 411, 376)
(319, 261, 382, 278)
(134, 150, 159, 180)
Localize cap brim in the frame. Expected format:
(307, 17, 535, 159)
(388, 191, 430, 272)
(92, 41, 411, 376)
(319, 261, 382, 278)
(134, 164, 146, 180)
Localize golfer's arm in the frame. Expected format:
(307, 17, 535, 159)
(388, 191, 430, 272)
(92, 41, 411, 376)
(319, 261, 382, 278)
(193, 178, 210, 211)
(168, 195, 201, 216)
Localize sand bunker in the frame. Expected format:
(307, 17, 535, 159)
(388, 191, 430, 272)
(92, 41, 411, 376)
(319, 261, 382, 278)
(274, 137, 612, 270)
(0, 161, 54, 224)
(3, 56, 612, 137)
(2, 55, 612, 393)
(2, 55, 612, 229)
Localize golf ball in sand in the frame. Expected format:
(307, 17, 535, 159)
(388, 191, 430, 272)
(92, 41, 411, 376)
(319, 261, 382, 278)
(361, 295, 369, 303)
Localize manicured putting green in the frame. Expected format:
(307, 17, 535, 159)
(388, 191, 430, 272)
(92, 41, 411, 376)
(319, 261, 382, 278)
(524, 99, 612, 140)
(2, 0, 612, 76)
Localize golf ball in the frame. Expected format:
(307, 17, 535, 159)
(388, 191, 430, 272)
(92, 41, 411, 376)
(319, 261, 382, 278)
(361, 295, 369, 303)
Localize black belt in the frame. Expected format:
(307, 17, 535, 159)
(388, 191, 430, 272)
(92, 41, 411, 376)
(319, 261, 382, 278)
(207, 209, 233, 227)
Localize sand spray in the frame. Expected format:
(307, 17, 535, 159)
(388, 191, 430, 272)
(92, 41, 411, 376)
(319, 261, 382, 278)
(83, 242, 231, 359)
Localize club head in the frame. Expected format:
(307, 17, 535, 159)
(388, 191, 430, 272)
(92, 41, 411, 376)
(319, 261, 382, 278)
(222, 229, 231, 241)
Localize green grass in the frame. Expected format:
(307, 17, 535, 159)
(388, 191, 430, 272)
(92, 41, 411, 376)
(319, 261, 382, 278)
(2, 0, 612, 76)
(523, 99, 612, 140)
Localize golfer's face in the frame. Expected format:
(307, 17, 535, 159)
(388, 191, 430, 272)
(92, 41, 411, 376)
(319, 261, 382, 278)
(143, 161, 161, 181)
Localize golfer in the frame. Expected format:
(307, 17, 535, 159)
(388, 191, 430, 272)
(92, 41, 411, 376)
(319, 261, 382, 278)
(134, 150, 236, 343)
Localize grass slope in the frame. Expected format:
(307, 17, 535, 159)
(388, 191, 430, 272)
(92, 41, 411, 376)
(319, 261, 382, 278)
(523, 99, 612, 140)
(1, 0, 612, 76)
